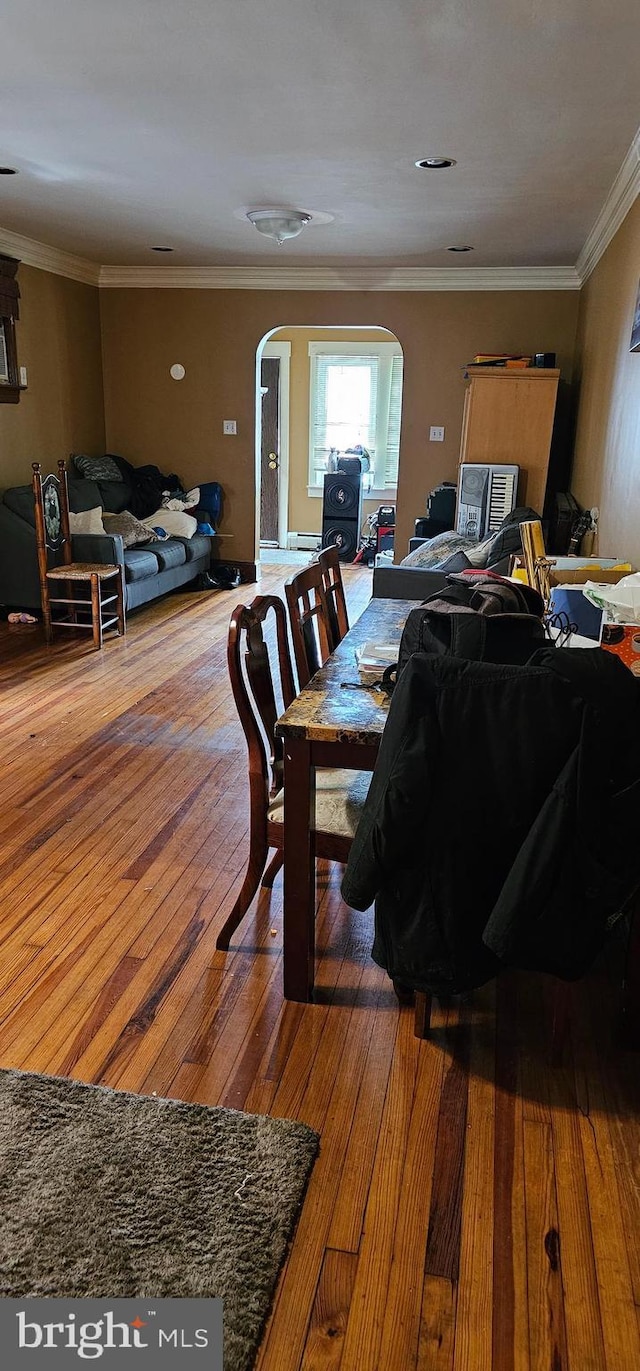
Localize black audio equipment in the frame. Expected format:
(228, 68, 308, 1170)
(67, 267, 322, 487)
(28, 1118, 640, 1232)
(322, 472, 363, 563)
(377, 505, 396, 528)
(336, 455, 363, 474)
(427, 482, 457, 525)
(534, 352, 556, 368)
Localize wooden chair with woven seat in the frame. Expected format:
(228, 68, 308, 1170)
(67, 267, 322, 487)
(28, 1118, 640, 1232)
(33, 460, 125, 649)
(318, 542, 350, 649)
(284, 561, 333, 689)
(216, 594, 370, 951)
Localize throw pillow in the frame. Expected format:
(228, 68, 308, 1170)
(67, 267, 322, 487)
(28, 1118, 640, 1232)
(465, 508, 543, 569)
(142, 509, 197, 539)
(102, 510, 158, 548)
(401, 531, 476, 569)
(68, 507, 106, 536)
(465, 535, 495, 567)
(73, 453, 124, 483)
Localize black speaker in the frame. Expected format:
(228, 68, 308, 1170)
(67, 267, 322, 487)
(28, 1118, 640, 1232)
(322, 472, 363, 562)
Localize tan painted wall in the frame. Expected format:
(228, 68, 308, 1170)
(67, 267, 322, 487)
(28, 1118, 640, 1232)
(571, 195, 640, 564)
(269, 325, 398, 539)
(0, 264, 105, 490)
(101, 288, 579, 560)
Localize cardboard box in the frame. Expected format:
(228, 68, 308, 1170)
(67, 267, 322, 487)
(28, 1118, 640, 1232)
(548, 566, 634, 587)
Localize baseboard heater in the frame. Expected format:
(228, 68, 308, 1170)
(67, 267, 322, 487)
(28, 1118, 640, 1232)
(287, 532, 321, 551)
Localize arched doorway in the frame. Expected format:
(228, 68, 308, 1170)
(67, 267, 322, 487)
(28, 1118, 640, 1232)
(255, 326, 403, 562)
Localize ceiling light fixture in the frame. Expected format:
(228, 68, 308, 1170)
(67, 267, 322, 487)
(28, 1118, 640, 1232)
(0, 167, 17, 175)
(415, 157, 456, 170)
(447, 245, 474, 252)
(246, 209, 312, 245)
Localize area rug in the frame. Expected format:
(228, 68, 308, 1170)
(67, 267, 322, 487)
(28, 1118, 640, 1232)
(0, 1068, 318, 1371)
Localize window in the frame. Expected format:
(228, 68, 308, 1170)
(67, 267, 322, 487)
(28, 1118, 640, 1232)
(308, 341, 403, 491)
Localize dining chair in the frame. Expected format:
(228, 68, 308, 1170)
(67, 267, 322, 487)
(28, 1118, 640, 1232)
(216, 594, 370, 951)
(284, 561, 334, 688)
(33, 461, 125, 649)
(318, 543, 350, 649)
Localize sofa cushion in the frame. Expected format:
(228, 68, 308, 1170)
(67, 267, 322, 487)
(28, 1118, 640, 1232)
(171, 533, 212, 563)
(3, 479, 104, 527)
(72, 453, 124, 482)
(123, 549, 160, 583)
(95, 480, 132, 514)
(3, 485, 38, 527)
(152, 539, 187, 571)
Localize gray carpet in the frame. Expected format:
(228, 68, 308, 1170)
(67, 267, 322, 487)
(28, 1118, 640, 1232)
(0, 1068, 319, 1371)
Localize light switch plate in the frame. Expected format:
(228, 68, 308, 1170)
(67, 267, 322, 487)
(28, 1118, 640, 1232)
(429, 425, 445, 442)
(19, 366, 28, 387)
(223, 419, 237, 435)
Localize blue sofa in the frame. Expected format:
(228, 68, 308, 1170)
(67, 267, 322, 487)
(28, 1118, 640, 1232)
(0, 475, 212, 613)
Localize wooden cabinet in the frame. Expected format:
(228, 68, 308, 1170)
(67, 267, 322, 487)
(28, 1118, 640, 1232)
(459, 367, 560, 515)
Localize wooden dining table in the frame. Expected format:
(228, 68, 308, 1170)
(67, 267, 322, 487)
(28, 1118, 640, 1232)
(275, 596, 415, 1002)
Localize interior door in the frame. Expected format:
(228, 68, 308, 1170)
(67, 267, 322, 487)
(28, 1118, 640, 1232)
(260, 357, 280, 544)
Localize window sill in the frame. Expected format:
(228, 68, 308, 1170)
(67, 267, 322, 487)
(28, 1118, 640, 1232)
(0, 383, 25, 404)
(307, 485, 397, 501)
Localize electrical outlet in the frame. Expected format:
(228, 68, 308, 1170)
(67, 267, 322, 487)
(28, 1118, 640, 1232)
(429, 425, 445, 442)
(223, 419, 237, 435)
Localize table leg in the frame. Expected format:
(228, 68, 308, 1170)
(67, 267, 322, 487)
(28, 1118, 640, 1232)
(622, 893, 640, 1048)
(283, 737, 316, 1001)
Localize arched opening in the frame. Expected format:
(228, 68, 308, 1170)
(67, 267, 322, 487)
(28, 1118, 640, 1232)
(255, 325, 404, 566)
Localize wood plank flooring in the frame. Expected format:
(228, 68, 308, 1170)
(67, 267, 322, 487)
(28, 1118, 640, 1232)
(1, 562, 639, 1371)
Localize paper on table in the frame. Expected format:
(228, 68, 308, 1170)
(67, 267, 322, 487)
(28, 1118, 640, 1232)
(355, 642, 398, 679)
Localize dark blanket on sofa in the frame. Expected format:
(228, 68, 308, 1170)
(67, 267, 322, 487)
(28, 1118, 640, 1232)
(109, 455, 185, 519)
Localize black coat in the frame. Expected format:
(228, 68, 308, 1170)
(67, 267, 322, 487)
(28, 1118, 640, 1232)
(341, 646, 640, 994)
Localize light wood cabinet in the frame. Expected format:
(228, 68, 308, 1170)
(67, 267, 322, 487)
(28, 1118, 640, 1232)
(459, 367, 560, 515)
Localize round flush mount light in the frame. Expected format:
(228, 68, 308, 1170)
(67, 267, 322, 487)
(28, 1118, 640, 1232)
(415, 156, 456, 170)
(0, 167, 17, 175)
(151, 245, 174, 252)
(246, 209, 312, 245)
(170, 363, 185, 381)
(447, 245, 474, 252)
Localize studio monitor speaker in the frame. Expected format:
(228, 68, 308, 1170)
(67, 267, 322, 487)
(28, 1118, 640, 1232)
(322, 472, 363, 562)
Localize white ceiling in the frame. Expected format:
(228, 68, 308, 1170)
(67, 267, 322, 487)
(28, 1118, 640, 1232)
(0, 0, 638, 269)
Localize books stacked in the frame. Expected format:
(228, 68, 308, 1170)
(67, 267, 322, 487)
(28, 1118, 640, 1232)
(467, 354, 532, 369)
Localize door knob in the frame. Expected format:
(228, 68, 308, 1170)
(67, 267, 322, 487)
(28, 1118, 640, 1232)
(268, 452, 279, 470)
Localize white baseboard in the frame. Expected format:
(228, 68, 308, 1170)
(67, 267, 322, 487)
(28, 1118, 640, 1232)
(287, 532, 321, 551)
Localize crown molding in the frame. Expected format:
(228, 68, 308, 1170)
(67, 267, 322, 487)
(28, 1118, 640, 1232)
(97, 263, 580, 291)
(0, 226, 100, 286)
(576, 125, 640, 283)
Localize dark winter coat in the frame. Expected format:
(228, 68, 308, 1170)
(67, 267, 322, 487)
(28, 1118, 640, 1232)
(341, 646, 640, 994)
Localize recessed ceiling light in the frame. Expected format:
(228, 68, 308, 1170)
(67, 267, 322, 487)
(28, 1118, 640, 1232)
(151, 245, 174, 252)
(0, 167, 17, 175)
(415, 157, 456, 170)
(447, 245, 474, 252)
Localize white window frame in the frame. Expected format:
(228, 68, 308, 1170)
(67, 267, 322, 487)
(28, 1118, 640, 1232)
(307, 341, 403, 499)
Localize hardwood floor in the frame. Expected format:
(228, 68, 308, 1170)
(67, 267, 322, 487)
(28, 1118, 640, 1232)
(1, 562, 639, 1371)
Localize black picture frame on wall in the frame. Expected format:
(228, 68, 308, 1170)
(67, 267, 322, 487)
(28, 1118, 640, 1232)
(631, 279, 640, 353)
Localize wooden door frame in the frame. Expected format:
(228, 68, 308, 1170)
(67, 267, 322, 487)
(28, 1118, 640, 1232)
(257, 339, 291, 549)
